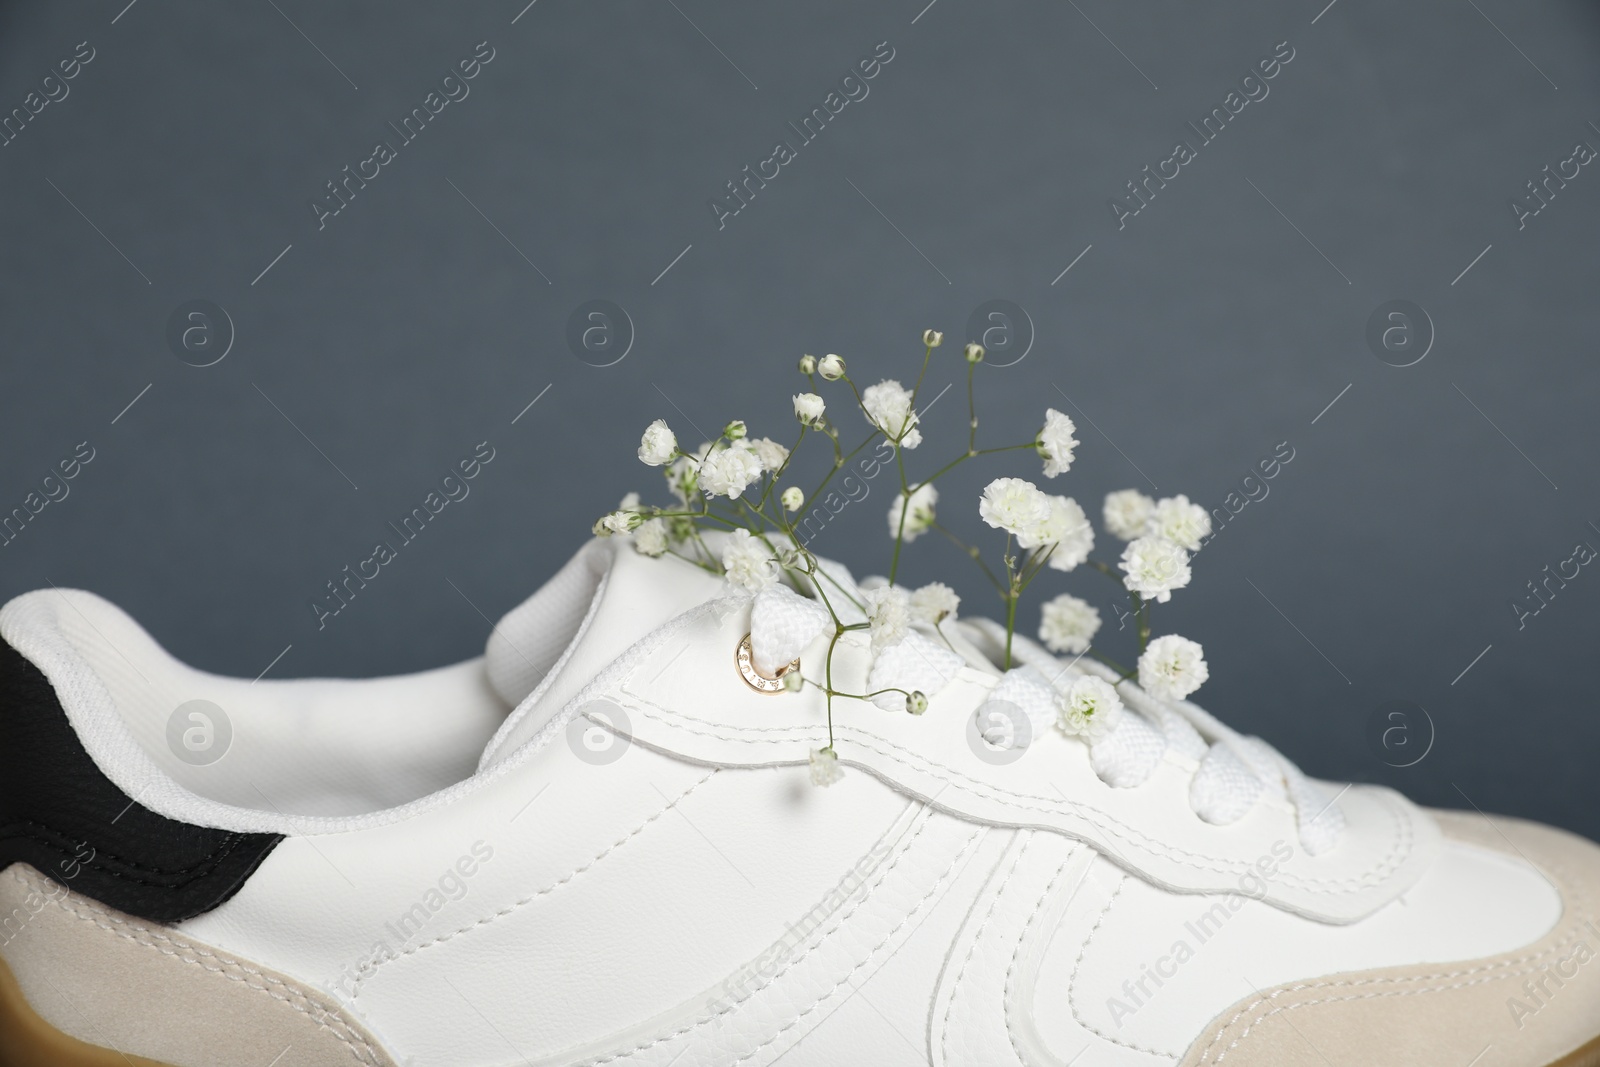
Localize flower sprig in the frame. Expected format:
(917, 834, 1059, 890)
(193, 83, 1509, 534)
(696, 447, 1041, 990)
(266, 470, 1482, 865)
(594, 331, 1214, 783)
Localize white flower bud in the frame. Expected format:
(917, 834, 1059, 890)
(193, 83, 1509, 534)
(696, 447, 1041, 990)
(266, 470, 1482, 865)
(907, 691, 928, 715)
(724, 419, 747, 441)
(793, 392, 826, 427)
(964, 342, 985, 363)
(593, 509, 642, 536)
(922, 329, 943, 348)
(809, 746, 843, 786)
(818, 353, 846, 380)
(782, 670, 804, 693)
(781, 486, 804, 511)
(637, 419, 677, 466)
(798, 354, 818, 375)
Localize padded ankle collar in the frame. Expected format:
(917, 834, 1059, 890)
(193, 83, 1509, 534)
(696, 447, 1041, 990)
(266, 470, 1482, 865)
(0, 642, 281, 923)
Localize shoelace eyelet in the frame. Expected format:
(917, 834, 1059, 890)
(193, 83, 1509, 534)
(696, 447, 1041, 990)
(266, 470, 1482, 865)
(737, 633, 799, 693)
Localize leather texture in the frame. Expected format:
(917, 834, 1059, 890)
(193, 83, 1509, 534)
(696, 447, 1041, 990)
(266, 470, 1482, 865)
(1177, 810, 1600, 1067)
(0, 862, 395, 1067)
(0, 641, 281, 923)
(1050, 837, 1560, 1059)
(575, 596, 1439, 923)
(183, 740, 968, 1065)
(931, 830, 1091, 1067)
(4, 543, 1597, 1067)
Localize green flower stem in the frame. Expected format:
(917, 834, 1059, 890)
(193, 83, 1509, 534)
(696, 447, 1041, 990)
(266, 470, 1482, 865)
(1086, 647, 1134, 678)
(666, 548, 721, 575)
(651, 507, 741, 529)
(966, 359, 979, 452)
(1088, 559, 1123, 585)
(1002, 533, 1018, 670)
(1018, 543, 1057, 589)
(796, 677, 912, 704)
(813, 564, 868, 615)
(888, 444, 910, 585)
(755, 425, 808, 511)
(806, 429, 881, 509)
(931, 521, 1005, 593)
(908, 441, 1035, 496)
(840, 374, 867, 414)
(823, 626, 843, 749)
(1004, 592, 1018, 670)
(1130, 591, 1150, 653)
(909, 342, 934, 407)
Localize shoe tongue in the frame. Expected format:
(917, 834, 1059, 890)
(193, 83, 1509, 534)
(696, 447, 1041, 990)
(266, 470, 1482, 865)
(479, 538, 726, 768)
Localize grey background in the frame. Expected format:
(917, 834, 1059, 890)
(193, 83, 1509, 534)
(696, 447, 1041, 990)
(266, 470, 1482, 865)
(2, 1, 1597, 836)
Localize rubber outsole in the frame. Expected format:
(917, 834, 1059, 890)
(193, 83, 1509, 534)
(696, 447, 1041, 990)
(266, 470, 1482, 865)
(0, 951, 166, 1067)
(3, 948, 1600, 1067)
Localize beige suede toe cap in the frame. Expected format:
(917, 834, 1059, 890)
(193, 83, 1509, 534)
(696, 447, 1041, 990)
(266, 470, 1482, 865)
(1181, 810, 1600, 1067)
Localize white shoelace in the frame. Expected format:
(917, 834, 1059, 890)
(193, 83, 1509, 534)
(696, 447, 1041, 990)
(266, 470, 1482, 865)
(748, 569, 1344, 856)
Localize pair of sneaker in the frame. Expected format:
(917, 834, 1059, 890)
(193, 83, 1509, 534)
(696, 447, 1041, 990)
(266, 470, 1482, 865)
(0, 537, 1596, 1066)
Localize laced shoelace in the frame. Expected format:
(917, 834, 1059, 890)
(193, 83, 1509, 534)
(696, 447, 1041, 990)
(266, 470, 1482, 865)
(747, 567, 1344, 856)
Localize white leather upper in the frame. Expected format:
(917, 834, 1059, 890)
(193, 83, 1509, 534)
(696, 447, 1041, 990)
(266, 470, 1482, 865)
(10, 540, 1563, 1067)
(578, 592, 1437, 924)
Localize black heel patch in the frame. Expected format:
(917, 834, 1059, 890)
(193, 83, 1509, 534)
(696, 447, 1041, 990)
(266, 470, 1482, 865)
(0, 642, 282, 923)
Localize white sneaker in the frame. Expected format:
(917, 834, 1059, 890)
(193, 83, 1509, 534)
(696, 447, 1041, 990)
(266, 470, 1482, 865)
(2, 538, 1597, 1067)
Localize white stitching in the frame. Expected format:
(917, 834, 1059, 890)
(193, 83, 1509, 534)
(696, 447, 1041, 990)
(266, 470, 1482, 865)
(572, 806, 955, 1065)
(938, 835, 1032, 1065)
(723, 825, 986, 1067)
(1004, 856, 1115, 1067)
(1062, 875, 1180, 1058)
(350, 769, 718, 997)
(1193, 838, 1596, 1065)
(618, 693, 1416, 896)
(9, 866, 385, 1066)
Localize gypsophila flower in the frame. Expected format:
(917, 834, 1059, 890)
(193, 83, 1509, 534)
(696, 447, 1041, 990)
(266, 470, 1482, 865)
(594, 509, 642, 536)
(798, 354, 817, 375)
(907, 690, 929, 714)
(818, 353, 846, 380)
(721, 529, 777, 592)
(1147, 494, 1211, 552)
(1119, 536, 1192, 603)
(698, 444, 764, 499)
(964, 342, 985, 363)
(910, 582, 960, 625)
(666, 455, 698, 504)
(1057, 676, 1123, 743)
(1018, 495, 1094, 572)
(861, 379, 922, 449)
(633, 518, 669, 557)
(793, 392, 826, 427)
(783, 670, 804, 693)
(979, 477, 1051, 539)
(810, 746, 844, 786)
(1103, 489, 1155, 541)
(888, 483, 937, 542)
(1039, 593, 1101, 654)
(638, 420, 677, 466)
(1036, 409, 1079, 478)
(862, 585, 912, 653)
(922, 329, 943, 348)
(724, 420, 747, 440)
(748, 437, 790, 472)
(781, 486, 804, 512)
(1138, 634, 1209, 700)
